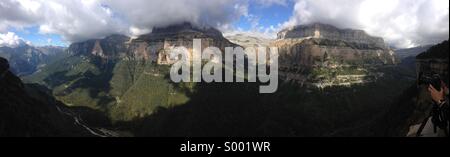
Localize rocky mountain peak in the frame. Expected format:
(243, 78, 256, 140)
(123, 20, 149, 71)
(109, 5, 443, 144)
(225, 33, 273, 48)
(274, 23, 396, 87)
(68, 34, 130, 57)
(137, 22, 224, 41)
(278, 23, 386, 49)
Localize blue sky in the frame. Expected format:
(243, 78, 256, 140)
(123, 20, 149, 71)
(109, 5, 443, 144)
(235, 1, 294, 30)
(12, 26, 68, 47)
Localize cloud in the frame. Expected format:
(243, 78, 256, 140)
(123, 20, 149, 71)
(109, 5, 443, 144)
(1, 0, 249, 42)
(0, 32, 24, 47)
(1, 0, 127, 42)
(222, 0, 289, 39)
(37, 0, 128, 42)
(0, 0, 41, 32)
(284, 0, 449, 48)
(104, 0, 246, 36)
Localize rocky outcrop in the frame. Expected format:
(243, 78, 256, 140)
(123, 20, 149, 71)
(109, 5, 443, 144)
(134, 22, 236, 64)
(225, 33, 273, 48)
(274, 23, 396, 87)
(278, 23, 386, 49)
(68, 34, 130, 59)
(138, 22, 224, 41)
(69, 23, 236, 64)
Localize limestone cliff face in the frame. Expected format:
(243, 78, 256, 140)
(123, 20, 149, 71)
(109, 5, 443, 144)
(277, 23, 386, 49)
(68, 34, 130, 59)
(274, 38, 395, 68)
(68, 23, 236, 64)
(133, 22, 236, 64)
(225, 33, 273, 48)
(274, 23, 396, 87)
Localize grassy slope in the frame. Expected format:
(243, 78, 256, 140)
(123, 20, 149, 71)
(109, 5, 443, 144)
(25, 55, 190, 122)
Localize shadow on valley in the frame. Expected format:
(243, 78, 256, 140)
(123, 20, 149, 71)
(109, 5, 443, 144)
(27, 56, 422, 137)
(26, 83, 113, 128)
(43, 57, 117, 110)
(112, 67, 416, 137)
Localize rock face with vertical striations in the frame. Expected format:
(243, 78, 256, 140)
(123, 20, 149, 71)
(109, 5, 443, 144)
(277, 23, 387, 49)
(68, 34, 130, 59)
(132, 22, 236, 64)
(274, 23, 396, 87)
(67, 22, 236, 64)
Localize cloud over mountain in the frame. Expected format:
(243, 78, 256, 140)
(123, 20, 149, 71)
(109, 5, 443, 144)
(0, 32, 26, 47)
(1, 0, 246, 42)
(105, 0, 244, 37)
(284, 0, 449, 48)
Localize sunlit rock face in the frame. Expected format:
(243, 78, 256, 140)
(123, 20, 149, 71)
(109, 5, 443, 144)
(225, 34, 273, 48)
(274, 23, 396, 87)
(277, 23, 386, 49)
(68, 22, 236, 65)
(132, 22, 236, 64)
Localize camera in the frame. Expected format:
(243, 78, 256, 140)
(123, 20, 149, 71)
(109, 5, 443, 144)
(418, 72, 442, 90)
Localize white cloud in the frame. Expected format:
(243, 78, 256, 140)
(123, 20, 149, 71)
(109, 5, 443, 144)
(284, 0, 449, 48)
(0, 0, 127, 42)
(224, 24, 281, 39)
(36, 0, 127, 42)
(0, 32, 24, 47)
(0, 0, 41, 32)
(105, 0, 246, 36)
(1, 0, 249, 42)
(222, 0, 288, 39)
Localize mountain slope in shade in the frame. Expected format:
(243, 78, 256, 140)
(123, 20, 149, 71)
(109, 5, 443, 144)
(375, 40, 449, 137)
(0, 57, 95, 136)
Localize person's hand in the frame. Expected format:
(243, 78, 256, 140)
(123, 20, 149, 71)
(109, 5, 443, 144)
(428, 81, 446, 105)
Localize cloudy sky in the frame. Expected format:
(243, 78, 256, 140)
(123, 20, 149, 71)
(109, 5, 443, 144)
(0, 0, 448, 48)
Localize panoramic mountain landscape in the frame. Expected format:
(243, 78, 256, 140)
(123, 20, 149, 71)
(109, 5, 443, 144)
(0, 0, 448, 137)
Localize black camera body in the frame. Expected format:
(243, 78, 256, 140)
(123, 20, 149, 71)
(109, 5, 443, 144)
(418, 72, 442, 90)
